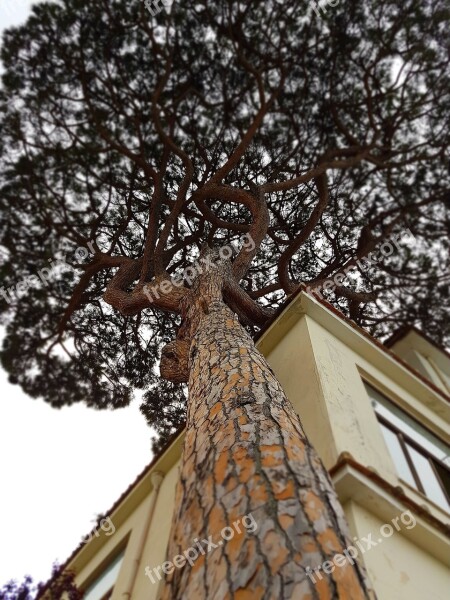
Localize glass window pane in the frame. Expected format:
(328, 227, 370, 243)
(366, 383, 450, 465)
(84, 550, 125, 600)
(434, 461, 450, 500)
(379, 424, 417, 488)
(407, 445, 450, 511)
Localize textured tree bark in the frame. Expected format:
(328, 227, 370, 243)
(160, 257, 376, 600)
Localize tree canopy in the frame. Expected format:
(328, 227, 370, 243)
(0, 567, 82, 600)
(0, 0, 449, 449)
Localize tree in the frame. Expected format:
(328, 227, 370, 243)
(0, 0, 448, 597)
(0, 576, 36, 600)
(0, 567, 82, 600)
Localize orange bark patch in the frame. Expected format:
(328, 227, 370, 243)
(201, 476, 214, 505)
(251, 370, 267, 383)
(184, 427, 196, 447)
(233, 445, 249, 460)
(213, 418, 238, 445)
(224, 527, 245, 560)
(223, 372, 251, 394)
(190, 552, 205, 574)
(224, 475, 240, 494)
(260, 445, 284, 468)
(236, 589, 265, 600)
(285, 440, 306, 464)
(206, 555, 229, 595)
(315, 576, 332, 600)
(303, 491, 326, 522)
(209, 402, 223, 419)
(262, 530, 290, 574)
(214, 452, 230, 484)
(228, 372, 241, 384)
(238, 414, 249, 426)
(209, 504, 227, 533)
(274, 479, 295, 500)
(233, 447, 256, 482)
(279, 514, 294, 530)
(317, 528, 343, 554)
(301, 539, 319, 554)
(333, 562, 368, 600)
(249, 481, 269, 504)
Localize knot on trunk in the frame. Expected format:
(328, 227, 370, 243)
(160, 340, 190, 383)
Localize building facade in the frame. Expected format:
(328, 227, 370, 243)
(39, 292, 450, 600)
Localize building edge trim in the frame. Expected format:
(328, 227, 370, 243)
(330, 452, 450, 538)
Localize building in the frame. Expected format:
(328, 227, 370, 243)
(38, 291, 450, 600)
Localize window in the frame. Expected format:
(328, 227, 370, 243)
(365, 382, 450, 512)
(84, 549, 125, 600)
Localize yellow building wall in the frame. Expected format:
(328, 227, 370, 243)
(130, 462, 180, 600)
(263, 316, 338, 469)
(344, 501, 450, 600)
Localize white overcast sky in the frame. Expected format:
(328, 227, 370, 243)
(0, 0, 154, 589)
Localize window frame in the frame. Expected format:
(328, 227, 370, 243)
(365, 382, 450, 510)
(377, 413, 450, 502)
(82, 545, 126, 600)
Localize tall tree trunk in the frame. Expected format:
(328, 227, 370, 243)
(160, 258, 376, 600)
